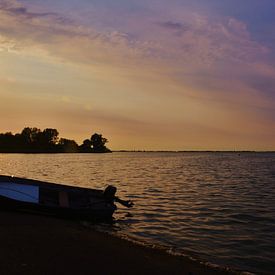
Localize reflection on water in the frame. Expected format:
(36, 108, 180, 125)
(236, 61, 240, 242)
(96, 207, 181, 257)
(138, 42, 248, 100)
(0, 152, 275, 274)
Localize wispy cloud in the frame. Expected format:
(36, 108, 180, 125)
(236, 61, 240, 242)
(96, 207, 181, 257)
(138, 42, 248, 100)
(0, 0, 270, 70)
(0, 0, 70, 22)
(1, 0, 274, 98)
(158, 21, 189, 33)
(0, 33, 21, 52)
(1, 1, 273, 99)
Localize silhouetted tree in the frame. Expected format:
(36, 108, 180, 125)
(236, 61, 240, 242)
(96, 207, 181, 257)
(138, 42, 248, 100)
(0, 132, 16, 152)
(90, 133, 111, 153)
(0, 127, 112, 153)
(79, 139, 92, 153)
(20, 127, 41, 151)
(58, 138, 79, 153)
(35, 128, 59, 152)
(40, 128, 59, 145)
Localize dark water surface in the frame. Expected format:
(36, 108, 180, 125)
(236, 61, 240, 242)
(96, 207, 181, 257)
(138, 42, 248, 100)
(0, 152, 274, 274)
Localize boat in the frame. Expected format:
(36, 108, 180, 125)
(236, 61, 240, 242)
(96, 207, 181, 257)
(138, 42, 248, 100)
(0, 175, 133, 220)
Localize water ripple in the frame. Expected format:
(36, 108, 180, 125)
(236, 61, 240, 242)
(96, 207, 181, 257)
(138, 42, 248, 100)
(0, 152, 275, 274)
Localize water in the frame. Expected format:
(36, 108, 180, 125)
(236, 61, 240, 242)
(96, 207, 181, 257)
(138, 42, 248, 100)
(0, 152, 274, 274)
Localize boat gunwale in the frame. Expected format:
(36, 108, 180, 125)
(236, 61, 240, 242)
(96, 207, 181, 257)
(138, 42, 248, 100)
(0, 175, 103, 193)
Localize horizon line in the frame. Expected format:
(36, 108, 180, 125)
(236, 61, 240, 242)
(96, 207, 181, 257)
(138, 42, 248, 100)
(113, 150, 275, 153)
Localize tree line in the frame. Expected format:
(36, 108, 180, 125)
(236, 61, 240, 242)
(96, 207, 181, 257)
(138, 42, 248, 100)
(0, 127, 111, 153)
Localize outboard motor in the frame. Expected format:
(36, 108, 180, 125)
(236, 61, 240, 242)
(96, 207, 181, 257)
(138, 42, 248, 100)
(103, 185, 117, 201)
(104, 185, 134, 208)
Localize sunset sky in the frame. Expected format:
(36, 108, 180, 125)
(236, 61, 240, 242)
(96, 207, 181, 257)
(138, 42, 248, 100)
(0, 0, 275, 150)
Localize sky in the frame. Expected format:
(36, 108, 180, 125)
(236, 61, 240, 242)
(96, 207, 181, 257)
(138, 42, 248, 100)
(0, 0, 275, 151)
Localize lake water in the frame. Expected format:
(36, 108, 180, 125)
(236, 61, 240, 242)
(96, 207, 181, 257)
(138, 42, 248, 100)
(0, 152, 274, 274)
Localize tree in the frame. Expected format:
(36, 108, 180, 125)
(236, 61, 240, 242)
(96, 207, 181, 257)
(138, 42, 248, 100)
(35, 128, 59, 152)
(0, 127, 112, 153)
(90, 133, 111, 153)
(20, 127, 41, 152)
(58, 138, 78, 153)
(21, 127, 41, 143)
(0, 132, 15, 152)
(40, 128, 59, 145)
(79, 139, 92, 153)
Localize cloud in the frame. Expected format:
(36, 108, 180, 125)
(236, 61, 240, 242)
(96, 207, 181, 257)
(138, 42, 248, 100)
(0, 0, 270, 71)
(1, 0, 273, 99)
(0, 0, 69, 22)
(154, 16, 269, 67)
(0, 35, 19, 52)
(158, 21, 189, 32)
(0, 1, 154, 70)
(1, 0, 275, 150)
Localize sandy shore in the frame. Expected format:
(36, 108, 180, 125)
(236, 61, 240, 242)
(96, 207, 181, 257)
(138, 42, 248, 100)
(0, 211, 238, 275)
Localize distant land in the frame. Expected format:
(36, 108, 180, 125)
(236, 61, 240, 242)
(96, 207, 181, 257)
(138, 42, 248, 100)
(0, 127, 111, 153)
(114, 150, 275, 153)
(0, 128, 274, 154)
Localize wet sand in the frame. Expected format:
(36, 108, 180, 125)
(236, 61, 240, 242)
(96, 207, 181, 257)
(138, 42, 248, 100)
(0, 211, 237, 275)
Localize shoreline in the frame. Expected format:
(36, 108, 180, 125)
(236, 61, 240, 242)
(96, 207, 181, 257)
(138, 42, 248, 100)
(0, 211, 242, 275)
